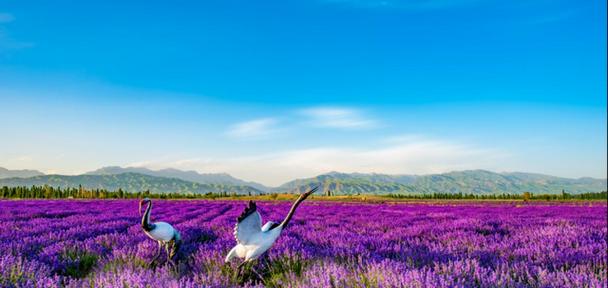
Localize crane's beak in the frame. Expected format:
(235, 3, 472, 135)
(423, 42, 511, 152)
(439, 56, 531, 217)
(138, 200, 143, 216)
(301, 185, 319, 199)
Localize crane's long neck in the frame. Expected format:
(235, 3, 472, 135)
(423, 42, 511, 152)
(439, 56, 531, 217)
(141, 202, 154, 231)
(279, 195, 307, 228)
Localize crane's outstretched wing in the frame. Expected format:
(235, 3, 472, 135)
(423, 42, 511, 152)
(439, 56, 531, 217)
(234, 201, 262, 244)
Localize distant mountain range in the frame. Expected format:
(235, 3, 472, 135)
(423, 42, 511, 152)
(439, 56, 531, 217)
(0, 167, 605, 195)
(0, 172, 261, 195)
(86, 166, 270, 192)
(0, 167, 44, 179)
(278, 170, 607, 195)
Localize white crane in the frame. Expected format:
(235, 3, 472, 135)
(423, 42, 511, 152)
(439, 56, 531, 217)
(225, 186, 319, 283)
(139, 198, 181, 267)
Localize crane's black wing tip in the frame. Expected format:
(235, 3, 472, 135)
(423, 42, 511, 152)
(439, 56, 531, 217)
(237, 200, 257, 223)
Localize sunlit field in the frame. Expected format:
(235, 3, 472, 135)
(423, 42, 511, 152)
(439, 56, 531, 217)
(1, 200, 606, 287)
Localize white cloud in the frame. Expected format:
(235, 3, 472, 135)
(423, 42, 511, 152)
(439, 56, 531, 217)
(225, 118, 280, 139)
(301, 107, 377, 129)
(0, 13, 14, 23)
(129, 135, 506, 186)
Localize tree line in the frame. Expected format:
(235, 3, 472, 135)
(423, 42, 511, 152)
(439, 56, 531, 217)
(1, 185, 606, 201)
(0, 185, 238, 199)
(386, 190, 607, 200)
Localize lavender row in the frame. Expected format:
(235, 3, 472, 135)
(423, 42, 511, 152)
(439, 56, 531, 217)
(0, 200, 605, 287)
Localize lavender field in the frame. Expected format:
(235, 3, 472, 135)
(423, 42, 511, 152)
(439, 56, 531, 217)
(0, 199, 606, 288)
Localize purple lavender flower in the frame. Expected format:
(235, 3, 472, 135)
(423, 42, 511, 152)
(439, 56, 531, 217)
(0, 199, 605, 287)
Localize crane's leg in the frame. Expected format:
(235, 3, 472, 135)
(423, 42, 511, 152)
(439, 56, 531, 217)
(168, 238, 180, 262)
(149, 241, 162, 267)
(166, 240, 178, 271)
(236, 260, 247, 278)
(250, 263, 266, 285)
(163, 242, 170, 264)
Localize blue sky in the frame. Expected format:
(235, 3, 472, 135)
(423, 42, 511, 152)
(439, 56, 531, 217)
(0, 0, 606, 185)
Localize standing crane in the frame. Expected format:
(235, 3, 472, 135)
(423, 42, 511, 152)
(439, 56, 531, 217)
(225, 186, 319, 283)
(139, 198, 181, 267)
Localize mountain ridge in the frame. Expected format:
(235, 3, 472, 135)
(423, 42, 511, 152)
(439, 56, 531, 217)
(0, 172, 261, 195)
(0, 167, 605, 195)
(85, 166, 270, 191)
(276, 169, 607, 195)
(0, 167, 45, 179)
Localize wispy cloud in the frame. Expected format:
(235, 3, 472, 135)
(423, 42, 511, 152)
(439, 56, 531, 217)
(321, 0, 483, 10)
(130, 135, 506, 186)
(301, 107, 377, 129)
(0, 12, 34, 52)
(225, 117, 280, 139)
(14, 155, 34, 162)
(0, 13, 14, 23)
(526, 10, 578, 25)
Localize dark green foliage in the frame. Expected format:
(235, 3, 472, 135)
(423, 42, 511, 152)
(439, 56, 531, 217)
(59, 250, 98, 278)
(1, 185, 605, 200)
(385, 191, 607, 200)
(0, 185, 247, 199)
(262, 255, 310, 287)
